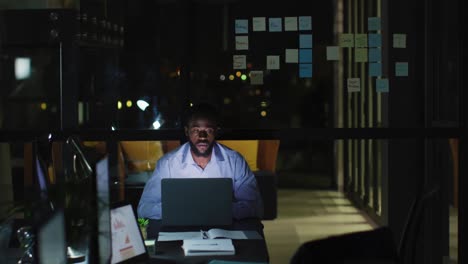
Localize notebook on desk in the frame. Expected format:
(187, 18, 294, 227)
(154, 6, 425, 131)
(161, 178, 233, 227)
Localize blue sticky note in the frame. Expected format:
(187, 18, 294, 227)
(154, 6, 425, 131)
(368, 17, 381, 31)
(299, 63, 312, 78)
(299, 49, 312, 63)
(376, 79, 389, 92)
(298, 16, 312, 30)
(299, 34, 313, 48)
(235, 19, 248, 34)
(269, 18, 282, 32)
(368, 34, 382, 47)
(368, 48, 382, 62)
(369, 62, 382, 77)
(395, 62, 409, 76)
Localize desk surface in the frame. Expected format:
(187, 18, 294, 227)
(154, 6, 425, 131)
(147, 218, 269, 264)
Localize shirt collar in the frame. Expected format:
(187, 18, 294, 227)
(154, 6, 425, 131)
(181, 142, 225, 164)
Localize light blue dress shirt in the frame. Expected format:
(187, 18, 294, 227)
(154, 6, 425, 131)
(137, 142, 264, 220)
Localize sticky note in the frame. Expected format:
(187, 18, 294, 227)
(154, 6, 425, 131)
(285, 17, 298, 31)
(252, 17, 266, 31)
(339, 33, 354, 47)
(269, 18, 282, 32)
(235, 19, 248, 34)
(376, 78, 389, 93)
(266, 55, 280, 70)
(355, 34, 368, 47)
(354, 48, 368, 62)
(326, 46, 339, 61)
(235, 36, 249, 50)
(368, 17, 381, 31)
(250, 71, 264, 85)
(299, 34, 313, 48)
(368, 48, 382, 62)
(233, 55, 246, 69)
(347, 78, 361, 92)
(299, 64, 312, 78)
(393, 34, 407, 48)
(369, 62, 382, 77)
(299, 49, 312, 63)
(368, 34, 382, 47)
(298, 16, 312, 30)
(395, 62, 409, 76)
(285, 49, 298, 63)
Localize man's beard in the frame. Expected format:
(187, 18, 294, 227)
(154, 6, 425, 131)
(189, 140, 214, 157)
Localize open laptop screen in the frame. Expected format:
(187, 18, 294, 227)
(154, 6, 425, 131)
(110, 202, 148, 264)
(161, 178, 233, 227)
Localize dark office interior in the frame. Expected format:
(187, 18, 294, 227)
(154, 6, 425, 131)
(0, 0, 466, 263)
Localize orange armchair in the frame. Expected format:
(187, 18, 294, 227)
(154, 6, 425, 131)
(218, 140, 280, 220)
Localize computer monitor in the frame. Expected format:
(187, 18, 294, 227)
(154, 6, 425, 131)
(161, 178, 233, 227)
(110, 201, 148, 264)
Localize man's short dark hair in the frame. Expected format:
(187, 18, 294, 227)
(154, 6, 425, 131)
(184, 103, 219, 127)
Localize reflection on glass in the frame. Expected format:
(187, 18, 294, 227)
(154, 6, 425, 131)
(1, 47, 60, 130)
(17, 226, 34, 264)
(14, 57, 31, 80)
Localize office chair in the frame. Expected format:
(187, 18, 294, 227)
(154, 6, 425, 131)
(290, 186, 439, 264)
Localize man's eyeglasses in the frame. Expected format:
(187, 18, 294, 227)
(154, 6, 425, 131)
(189, 127, 216, 136)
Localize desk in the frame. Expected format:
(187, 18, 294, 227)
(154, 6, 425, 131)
(3, 248, 23, 264)
(147, 218, 269, 264)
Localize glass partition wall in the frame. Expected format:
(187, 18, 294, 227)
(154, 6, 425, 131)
(339, 0, 463, 263)
(0, 0, 466, 263)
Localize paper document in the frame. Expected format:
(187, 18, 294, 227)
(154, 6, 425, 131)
(204, 229, 247, 239)
(182, 239, 235, 256)
(158, 231, 201, 241)
(158, 229, 261, 241)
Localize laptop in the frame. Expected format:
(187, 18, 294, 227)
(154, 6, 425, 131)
(110, 201, 150, 264)
(161, 178, 233, 227)
(110, 202, 178, 264)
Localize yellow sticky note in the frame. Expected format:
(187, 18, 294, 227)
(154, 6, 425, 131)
(354, 48, 368, 62)
(233, 55, 246, 69)
(393, 34, 406, 48)
(347, 78, 361, 92)
(339, 33, 354, 48)
(284, 17, 298, 31)
(285, 49, 298, 63)
(266, 55, 280, 70)
(235, 36, 249, 50)
(250, 71, 264, 85)
(252, 17, 266, 31)
(355, 34, 368, 47)
(326, 46, 339, 61)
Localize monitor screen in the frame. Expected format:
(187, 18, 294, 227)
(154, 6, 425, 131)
(110, 203, 146, 263)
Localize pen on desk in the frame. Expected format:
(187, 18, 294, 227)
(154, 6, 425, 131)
(200, 230, 208, 239)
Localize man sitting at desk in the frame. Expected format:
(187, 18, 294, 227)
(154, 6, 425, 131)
(137, 102, 264, 220)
